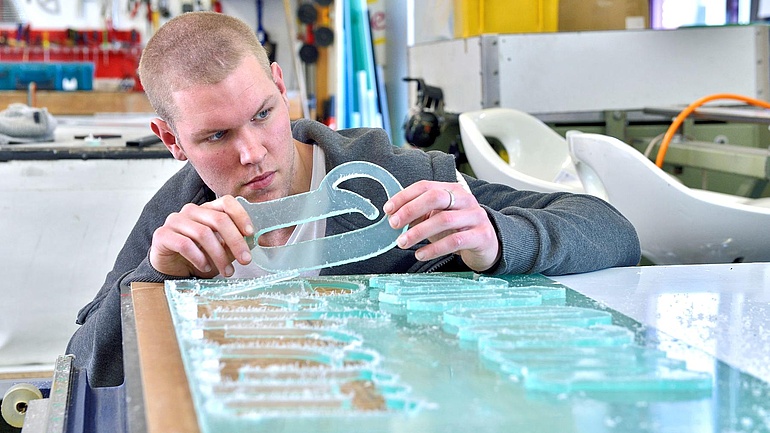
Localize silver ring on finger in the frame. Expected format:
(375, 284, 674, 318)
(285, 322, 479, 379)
(443, 189, 455, 211)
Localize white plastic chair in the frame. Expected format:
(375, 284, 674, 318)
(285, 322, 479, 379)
(459, 108, 584, 193)
(567, 131, 770, 265)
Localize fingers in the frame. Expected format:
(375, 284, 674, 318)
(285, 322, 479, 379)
(384, 180, 501, 272)
(150, 196, 254, 278)
(384, 180, 460, 229)
(201, 196, 255, 263)
(396, 201, 485, 253)
(413, 216, 501, 271)
(202, 195, 255, 238)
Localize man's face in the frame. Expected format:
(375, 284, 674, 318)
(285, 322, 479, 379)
(154, 56, 301, 203)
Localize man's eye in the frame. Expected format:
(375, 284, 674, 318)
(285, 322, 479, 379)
(208, 130, 226, 141)
(253, 109, 270, 121)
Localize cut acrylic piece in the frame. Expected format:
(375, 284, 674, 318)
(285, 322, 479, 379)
(207, 374, 411, 400)
(217, 393, 356, 413)
(202, 296, 326, 311)
(443, 306, 613, 335)
(524, 366, 713, 394)
(499, 353, 686, 378)
(368, 273, 476, 289)
(480, 345, 669, 373)
(487, 273, 561, 287)
(219, 327, 363, 347)
(479, 344, 679, 377)
(379, 276, 509, 295)
(208, 309, 383, 321)
(207, 392, 421, 416)
(237, 161, 406, 273)
(369, 273, 489, 298)
(193, 272, 303, 298)
(477, 325, 635, 351)
(238, 366, 397, 383)
(456, 317, 614, 343)
(378, 287, 542, 306)
(204, 347, 382, 381)
(510, 286, 566, 301)
(477, 276, 566, 300)
(188, 320, 354, 344)
(376, 274, 519, 305)
(405, 291, 543, 312)
(307, 280, 367, 296)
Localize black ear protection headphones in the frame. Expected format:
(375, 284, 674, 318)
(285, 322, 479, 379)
(403, 77, 445, 148)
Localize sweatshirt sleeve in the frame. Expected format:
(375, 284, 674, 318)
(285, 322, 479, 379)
(65, 257, 168, 387)
(464, 174, 641, 276)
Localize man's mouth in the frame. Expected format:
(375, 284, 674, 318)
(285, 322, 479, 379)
(244, 171, 275, 191)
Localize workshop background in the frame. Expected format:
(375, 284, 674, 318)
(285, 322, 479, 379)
(1, 0, 769, 388)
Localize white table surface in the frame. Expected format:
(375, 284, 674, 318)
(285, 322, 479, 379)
(555, 262, 770, 384)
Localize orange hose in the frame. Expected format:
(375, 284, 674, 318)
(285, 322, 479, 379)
(655, 93, 770, 167)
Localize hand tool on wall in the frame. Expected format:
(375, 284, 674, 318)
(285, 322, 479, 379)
(283, 0, 310, 119)
(256, 0, 276, 63)
(297, 1, 318, 25)
(128, 0, 140, 18)
(297, 1, 323, 119)
(299, 22, 318, 119)
(298, 23, 318, 64)
(314, 0, 334, 47)
(158, 0, 171, 18)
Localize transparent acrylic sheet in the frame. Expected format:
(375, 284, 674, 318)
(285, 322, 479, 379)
(165, 275, 426, 433)
(161, 273, 760, 433)
(376, 274, 543, 319)
(442, 306, 614, 335)
(379, 287, 543, 307)
(524, 366, 714, 395)
(479, 345, 670, 374)
(218, 327, 364, 346)
(455, 313, 615, 343)
(476, 324, 636, 349)
(480, 344, 679, 377)
(236, 161, 406, 273)
(405, 291, 543, 313)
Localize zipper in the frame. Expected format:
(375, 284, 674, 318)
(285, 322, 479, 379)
(424, 254, 455, 273)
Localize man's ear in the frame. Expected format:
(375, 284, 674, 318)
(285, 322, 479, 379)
(150, 118, 187, 161)
(271, 62, 290, 107)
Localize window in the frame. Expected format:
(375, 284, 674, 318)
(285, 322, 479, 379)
(651, 0, 751, 29)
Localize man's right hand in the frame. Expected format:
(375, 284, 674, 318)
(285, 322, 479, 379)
(149, 195, 255, 278)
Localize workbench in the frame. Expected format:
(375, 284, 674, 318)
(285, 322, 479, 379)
(0, 114, 186, 373)
(10, 262, 768, 433)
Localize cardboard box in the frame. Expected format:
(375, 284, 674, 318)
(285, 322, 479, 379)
(559, 0, 649, 31)
(454, 0, 559, 37)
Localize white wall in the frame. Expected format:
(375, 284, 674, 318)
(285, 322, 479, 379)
(0, 157, 186, 369)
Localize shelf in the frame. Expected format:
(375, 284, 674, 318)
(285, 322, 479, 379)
(0, 90, 153, 115)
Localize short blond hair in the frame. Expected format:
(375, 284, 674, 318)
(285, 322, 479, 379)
(138, 12, 272, 129)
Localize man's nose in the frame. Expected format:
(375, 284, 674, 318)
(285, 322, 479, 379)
(237, 131, 267, 165)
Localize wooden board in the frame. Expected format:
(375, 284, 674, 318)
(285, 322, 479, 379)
(0, 90, 303, 119)
(0, 91, 154, 115)
(0, 370, 53, 380)
(131, 282, 199, 433)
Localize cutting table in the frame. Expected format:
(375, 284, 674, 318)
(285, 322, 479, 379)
(5, 262, 770, 433)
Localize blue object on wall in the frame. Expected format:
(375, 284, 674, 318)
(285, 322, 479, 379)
(0, 62, 94, 91)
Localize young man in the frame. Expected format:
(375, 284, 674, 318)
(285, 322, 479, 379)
(67, 12, 640, 387)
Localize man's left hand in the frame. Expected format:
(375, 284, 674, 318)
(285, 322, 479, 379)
(383, 180, 501, 272)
